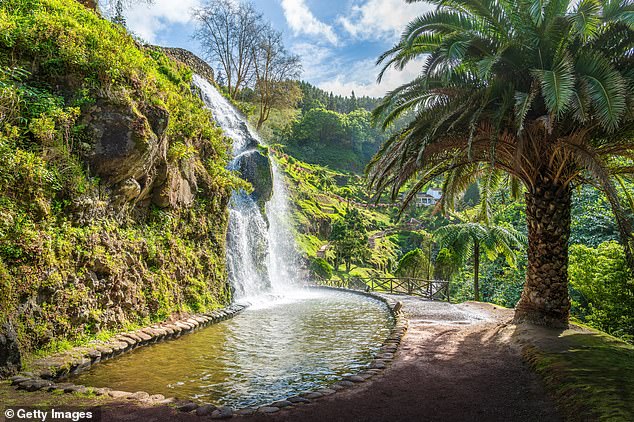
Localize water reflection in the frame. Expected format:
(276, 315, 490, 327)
(73, 290, 392, 408)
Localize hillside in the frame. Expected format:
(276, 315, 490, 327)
(0, 0, 239, 371)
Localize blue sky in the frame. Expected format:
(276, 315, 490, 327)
(118, 0, 433, 97)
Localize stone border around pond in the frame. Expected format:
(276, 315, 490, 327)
(5, 288, 408, 419)
(6, 303, 247, 407)
(168, 287, 409, 418)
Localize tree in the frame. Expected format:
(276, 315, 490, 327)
(329, 208, 369, 272)
(293, 108, 346, 145)
(369, 0, 634, 326)
(251, 25, 302, 130)
(193, 0, 262, 99)
(569, 241, 634, 342)
(435, 222, 526, 302)
(395, 248, 433, 280)
(96, 1, 154, 22)
(112, 0, 125, 26)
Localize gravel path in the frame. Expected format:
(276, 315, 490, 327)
(245, 296, 561, 422)
(98, 296, 561, 421)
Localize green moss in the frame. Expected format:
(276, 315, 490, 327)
(520, 324, 634, 421)
(0, 0, 236, 359)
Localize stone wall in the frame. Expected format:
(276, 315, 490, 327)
(152, 46, 215, 84)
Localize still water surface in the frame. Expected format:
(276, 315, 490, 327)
(73, 289, 392, 408)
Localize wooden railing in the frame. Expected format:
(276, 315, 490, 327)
(316, 276, 450, 302)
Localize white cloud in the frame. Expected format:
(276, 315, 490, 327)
(339, 0, 434, 41)
(281, 0, 339, 45)
(317, 57, 425, 98)
(117, 0, 202, 43)
(292, 42, 424, 98)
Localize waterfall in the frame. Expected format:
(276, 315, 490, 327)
(192, 75, 302, 300)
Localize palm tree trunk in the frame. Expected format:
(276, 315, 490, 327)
(473, 241, 480, 302)
(514, 179, 571, 327)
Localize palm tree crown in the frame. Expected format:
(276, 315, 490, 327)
(369, 0, 634, 326)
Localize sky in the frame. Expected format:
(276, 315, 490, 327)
(117, 0, 434, 98)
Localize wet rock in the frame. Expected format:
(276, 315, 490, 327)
(135, 331, 152, 342)
(10, 376, 30, 386)
(196, 404, 217, 416)
(334, 380, 354, 388)
(109, 390, 133, 399)
(317, 388, 336, 396)
(257, 407, 280, 414)
(344, 375, 365, 383)
(235, 149, 273, 206)
(51, 383, 74, 392)
(0, 322, 22, 376)
(130, 391, 150, 401)
(177, 402, 199, 413)
(287, 396, 311, 404)
(18, 379, 52, 392)
(210, 406, 233, 419)
(301, 391, 323, 399)
(271, 400, 293, 408)
(175, 322, 190, 331)
(65, 385, 88, 394)
(369, 360, 386, 369)
(125, 333, 143, 343)
(235, 408, 257, 416)
(87, 349, 102, 361)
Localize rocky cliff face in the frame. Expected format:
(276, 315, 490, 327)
(235, 150, 274, 206)
(0, 323, 21, 377)
(155, 47, 216, 85)
(0, 0, 238, 375)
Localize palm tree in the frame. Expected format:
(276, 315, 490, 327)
(435, 220, 526, 301)
(368, 0, 634, 326)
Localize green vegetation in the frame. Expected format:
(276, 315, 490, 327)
(569, 241, 634, 343)
(519, 323, 634, 421)
(369, 0, 634, 326)
(435, 221, 525, 302)
(395, 248, 432, 280)
(330, 208, 370, 273)
(0, 0, 238, 358)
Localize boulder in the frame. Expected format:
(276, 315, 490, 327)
(0, 322, 21, 376)
(234, 149, 273, 205)
(83, 100, 197, 209)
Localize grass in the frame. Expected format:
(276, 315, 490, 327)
(516, 322, 634, 421)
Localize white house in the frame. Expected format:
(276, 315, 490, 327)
(400, 188, 443, 207)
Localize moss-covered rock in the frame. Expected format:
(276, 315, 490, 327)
(0, 0, 240, 369)
(235, 150, 273, 206)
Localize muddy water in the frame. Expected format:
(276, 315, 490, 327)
(73, 289, 392, 408)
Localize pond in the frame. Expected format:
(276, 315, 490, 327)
(72, 289, 393, 408)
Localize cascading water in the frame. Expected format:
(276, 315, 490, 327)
(192, 75, 302, 300)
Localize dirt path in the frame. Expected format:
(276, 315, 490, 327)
(3, 297, 561, 421)
(241, 297, 561, 422)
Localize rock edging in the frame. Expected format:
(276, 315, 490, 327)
(7, 288, 408, 420)
(6, 304, 246, 405)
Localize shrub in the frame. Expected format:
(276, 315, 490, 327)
(310, 257, 333, 280)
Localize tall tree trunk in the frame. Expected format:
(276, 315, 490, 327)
(473, 241, 480, 302)
(514, 178, 571, 327)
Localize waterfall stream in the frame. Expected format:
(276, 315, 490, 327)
(193, 75, 302, 302)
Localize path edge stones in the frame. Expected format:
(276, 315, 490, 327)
(5, 287, 409, 419)
(4, 303, 247, 407)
